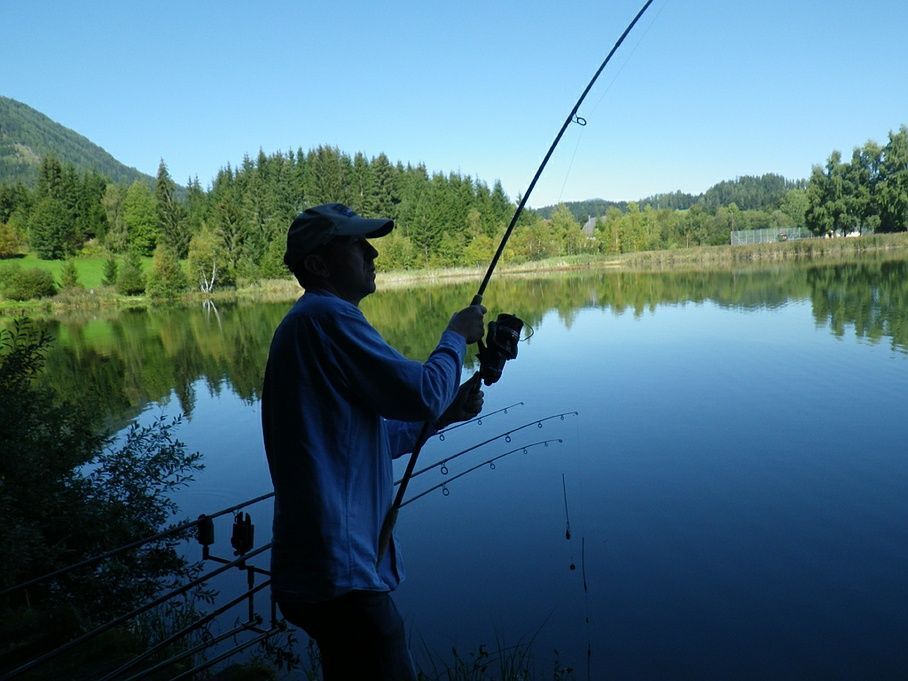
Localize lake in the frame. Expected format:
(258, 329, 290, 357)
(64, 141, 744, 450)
(33, 256, 908, 679)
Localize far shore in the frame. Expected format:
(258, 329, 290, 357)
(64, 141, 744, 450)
(3, 232, 908, 317)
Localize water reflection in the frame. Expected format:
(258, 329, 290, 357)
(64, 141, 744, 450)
(15, 256, 908, 677)
(28, 258, 908, 426)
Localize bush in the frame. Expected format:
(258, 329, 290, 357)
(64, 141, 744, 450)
(116, 251, 146, 296)
(147, 245, 188, 299)
(0, 266, 58, 300)
(102, 256, 118, 286)
(60, 258, 81, 289)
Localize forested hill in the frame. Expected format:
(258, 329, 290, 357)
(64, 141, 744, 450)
(538, 174, 808, 222)
(0, 96, 153, 186)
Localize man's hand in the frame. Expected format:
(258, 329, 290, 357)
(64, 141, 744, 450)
(436, 373, 484, 430)
(447, 304, 486, 344)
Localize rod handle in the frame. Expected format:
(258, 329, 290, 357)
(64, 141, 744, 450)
(376, 506, 399, 564)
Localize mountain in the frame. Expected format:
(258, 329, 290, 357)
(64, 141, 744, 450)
(0, 96, 154, 186)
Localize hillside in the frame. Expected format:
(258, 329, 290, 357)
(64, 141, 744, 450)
(537, 174, 808, 222)
(0, 96, 153, 186)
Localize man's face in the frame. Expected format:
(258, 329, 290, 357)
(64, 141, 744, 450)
(321, 236, 379, 305)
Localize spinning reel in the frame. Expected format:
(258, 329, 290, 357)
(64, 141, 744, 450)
(477, 313, 524, 386)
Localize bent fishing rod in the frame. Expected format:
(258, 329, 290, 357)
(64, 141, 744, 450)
(378, 0, 655, 561)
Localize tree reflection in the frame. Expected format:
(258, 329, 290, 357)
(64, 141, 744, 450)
(31, 258, 908, 426)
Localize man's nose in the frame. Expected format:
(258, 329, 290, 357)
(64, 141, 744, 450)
(365, 241, 379, 258)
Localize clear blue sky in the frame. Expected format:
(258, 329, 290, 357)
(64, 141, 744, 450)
(3, 0, 907, 208)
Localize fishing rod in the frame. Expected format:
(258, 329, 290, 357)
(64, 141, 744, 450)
(435, 401, 524, 440)
(399, 411, 579, 483)
(472, 0, 655, 307)
(399, 439, 563, 508)
(378, 0, 655, 561)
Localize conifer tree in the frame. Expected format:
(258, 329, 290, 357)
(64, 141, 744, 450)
(59, 258, 81, 289)
(116, 250, 146, 295)
(155, 161, 189, 257)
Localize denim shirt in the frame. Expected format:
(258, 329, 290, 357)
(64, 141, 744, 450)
(262, 290, 466, 603)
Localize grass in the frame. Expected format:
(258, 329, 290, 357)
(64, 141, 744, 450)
(0, 253, 152, 289)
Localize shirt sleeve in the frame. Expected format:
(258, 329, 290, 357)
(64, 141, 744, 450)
(385, 419, 436, 458)
(326, 303, 467, 424)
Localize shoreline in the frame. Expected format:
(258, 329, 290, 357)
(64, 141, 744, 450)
(3, 232, 908, 317)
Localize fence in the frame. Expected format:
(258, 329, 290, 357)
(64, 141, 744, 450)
(730, 227, 814, 245)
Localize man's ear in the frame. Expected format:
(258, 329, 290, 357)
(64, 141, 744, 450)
(301, 253, 330, 280)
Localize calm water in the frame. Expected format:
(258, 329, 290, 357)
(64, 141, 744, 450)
(36, 258, 908, 679)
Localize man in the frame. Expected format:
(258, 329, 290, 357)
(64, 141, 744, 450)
(261, 203, 485, 679)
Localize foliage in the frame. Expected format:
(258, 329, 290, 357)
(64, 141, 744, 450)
(123, 180, 158, 255)
(156, 160, 190, 258)
(5, 121, 908, 281)
(188, 225, 233, 292)
(28, 194, 75, 259)
(0, 318, 204, 675)
(59, 257, 81, 289)
(116, 250, 146, 295)
(146, 244, 188, 299)
(0, 264, 57, 300)
(0, 219, 26, 257)
(102, 255, 118, 286)
(806, 126, 908, 236)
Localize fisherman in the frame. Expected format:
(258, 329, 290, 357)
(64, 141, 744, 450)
(261, 203, 485, 680)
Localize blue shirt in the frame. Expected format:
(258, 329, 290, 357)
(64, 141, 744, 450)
(262, 289, 466, 603)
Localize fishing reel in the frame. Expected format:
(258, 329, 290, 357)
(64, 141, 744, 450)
(477, 313, 524, 386)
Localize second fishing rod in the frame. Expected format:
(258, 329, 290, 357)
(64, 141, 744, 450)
(378, 0, 656, 560)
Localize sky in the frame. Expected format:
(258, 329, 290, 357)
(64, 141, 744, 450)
(3, 0, 908, 208)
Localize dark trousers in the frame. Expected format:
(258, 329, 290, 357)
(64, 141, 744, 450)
(278, 590, 417, 681)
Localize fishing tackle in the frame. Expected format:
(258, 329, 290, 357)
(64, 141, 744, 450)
(478, 313, 524, 386)
(399, 439, 563, 508)
(470, 0, 655, 307)
(436, 401, 524, 440)
(400, 411, 579, 483)
(379, 0, 655, 560)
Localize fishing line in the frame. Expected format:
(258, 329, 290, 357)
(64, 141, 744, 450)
(399, 439, 563, 508)
(582, 535, 592, 681)
(472, 0, 656, 305)
(379, 0, 655, 561)
(586, 2, 666, 120)
(562, 473, 572, 541)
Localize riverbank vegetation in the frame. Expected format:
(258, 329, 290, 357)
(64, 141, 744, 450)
(2, 125, 907, 309)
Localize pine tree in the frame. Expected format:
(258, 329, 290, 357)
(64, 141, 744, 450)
(102, 256, 118, 286)
(155, 161, 189, 257)
(59, 258, 81, 289)
(116, 250, 146, 295)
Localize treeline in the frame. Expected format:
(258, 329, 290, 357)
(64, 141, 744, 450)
(805, 126, 908, 236)
(1, 127, 907, 296)
(537, 174, 807, 221)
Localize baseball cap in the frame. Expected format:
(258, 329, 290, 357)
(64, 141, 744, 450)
(284, 203, 394, 269)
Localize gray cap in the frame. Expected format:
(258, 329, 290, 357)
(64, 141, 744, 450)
(284, 203, 393, 268)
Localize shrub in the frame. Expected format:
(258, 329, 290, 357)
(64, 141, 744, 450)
(102, 256, 118, 286)
(147, 245, 188, 299)
(0, 266, 58, 300)
(116, 251, 146, 296)
(60, 258, 81, 289)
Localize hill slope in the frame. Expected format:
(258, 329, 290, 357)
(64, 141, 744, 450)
(0, 96, 153, 186)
